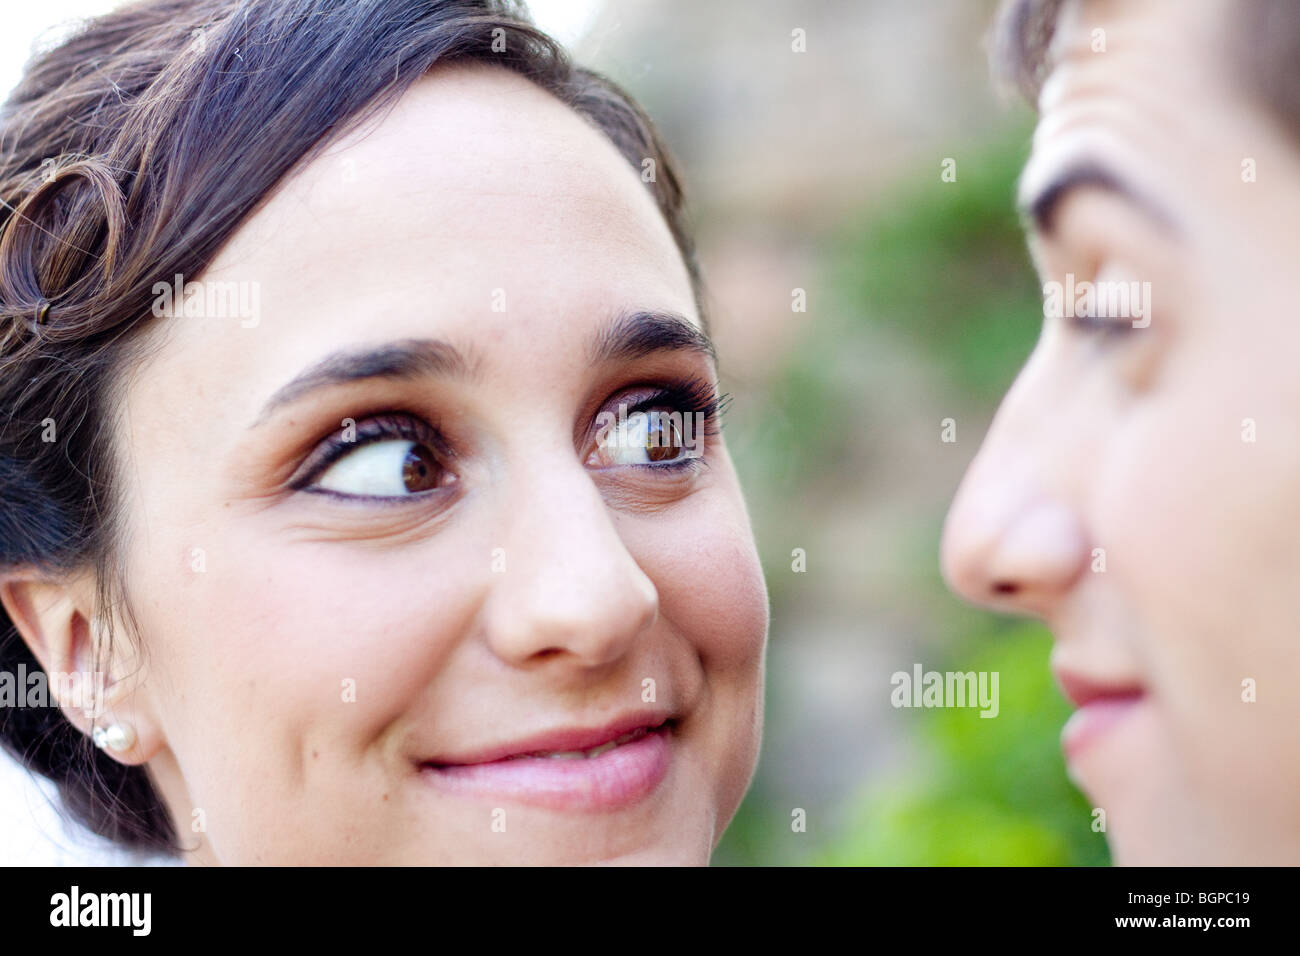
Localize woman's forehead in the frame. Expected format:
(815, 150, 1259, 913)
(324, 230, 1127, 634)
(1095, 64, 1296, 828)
(208, 63, 688, 294)
(176, 63, 698, 370)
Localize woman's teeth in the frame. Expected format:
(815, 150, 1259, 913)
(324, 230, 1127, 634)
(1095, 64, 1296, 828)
(507, 727, 650, 760)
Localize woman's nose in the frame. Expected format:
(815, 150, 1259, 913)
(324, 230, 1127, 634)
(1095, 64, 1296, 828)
(479, 459, 659, 672)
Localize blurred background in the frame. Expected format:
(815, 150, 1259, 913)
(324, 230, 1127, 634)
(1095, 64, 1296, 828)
(0, 0, 1108, 865)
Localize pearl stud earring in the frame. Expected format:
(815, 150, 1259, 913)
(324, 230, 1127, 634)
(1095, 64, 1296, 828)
(91, 722, 136, 753)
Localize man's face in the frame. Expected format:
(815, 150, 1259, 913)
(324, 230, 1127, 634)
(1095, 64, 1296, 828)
(943, 0, 1300, 863)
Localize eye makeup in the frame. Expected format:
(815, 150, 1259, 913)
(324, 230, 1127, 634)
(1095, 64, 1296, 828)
(283, 371, 731, 502)
(587, 374, 731, 473)
(288, 412, 454, 496)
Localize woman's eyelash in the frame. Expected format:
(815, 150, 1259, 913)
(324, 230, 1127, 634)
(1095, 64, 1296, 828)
(618, 375, 731, 433)
(595, 376, 730, 475)
(290, 413, 446, 491)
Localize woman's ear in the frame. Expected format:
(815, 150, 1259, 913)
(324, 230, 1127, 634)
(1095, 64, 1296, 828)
(0, 569, 163, 766)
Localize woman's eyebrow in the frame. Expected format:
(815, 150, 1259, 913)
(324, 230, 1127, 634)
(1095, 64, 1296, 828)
(248, 310, 713, 429)
(249, 338, 473, 428)
(588, 309, 716, 365)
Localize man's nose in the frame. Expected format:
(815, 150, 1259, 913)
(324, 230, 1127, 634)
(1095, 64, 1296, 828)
(941, 357, 1090, 618)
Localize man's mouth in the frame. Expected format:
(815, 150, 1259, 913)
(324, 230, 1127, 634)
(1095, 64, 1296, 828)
(418, 714, 676, 811)
(1054, 669, 1146, 763)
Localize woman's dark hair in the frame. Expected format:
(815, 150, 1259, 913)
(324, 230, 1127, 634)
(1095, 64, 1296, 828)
(0, 0, 703, 857)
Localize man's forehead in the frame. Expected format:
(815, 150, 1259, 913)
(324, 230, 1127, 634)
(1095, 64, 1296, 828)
(1020, 0, 1242, 225)
(1039, 0, 1225, 111)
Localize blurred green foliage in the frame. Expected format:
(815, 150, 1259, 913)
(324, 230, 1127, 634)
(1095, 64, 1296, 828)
(832, 126, 1044, 402)
(713, 127, 1110, 865)
(732, 128, 1049, 612)
(815, 624, 1110, 866)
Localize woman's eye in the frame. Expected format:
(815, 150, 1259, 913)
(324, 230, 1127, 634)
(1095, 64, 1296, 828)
(313, 439, 448, 497)
(587, 409, 690, 467)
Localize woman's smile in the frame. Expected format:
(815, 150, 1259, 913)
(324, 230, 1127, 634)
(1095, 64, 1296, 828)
(418, 713, 677, 812)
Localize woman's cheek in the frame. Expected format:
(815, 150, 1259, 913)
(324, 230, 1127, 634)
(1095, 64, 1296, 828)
(147, 530, 463, 750)
(642, 491, 768, 665)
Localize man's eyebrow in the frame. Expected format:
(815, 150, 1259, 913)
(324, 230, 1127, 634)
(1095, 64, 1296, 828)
(588, 308, 716, 365)
(1019, 160, 1179, 239)
(249, 338, 474, 427)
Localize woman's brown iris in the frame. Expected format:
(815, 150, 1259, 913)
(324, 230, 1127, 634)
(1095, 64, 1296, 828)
(645, 412, 685, 462)
(402, 445, 443, 492)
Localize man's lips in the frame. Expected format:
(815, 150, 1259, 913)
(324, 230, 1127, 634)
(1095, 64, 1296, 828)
(417, 712, 676, 811)
(1054, 669, 1145, 763)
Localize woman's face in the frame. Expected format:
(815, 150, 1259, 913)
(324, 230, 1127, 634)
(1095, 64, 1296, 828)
(108, 64, 768, 864)
(942, 0, 1300, 863)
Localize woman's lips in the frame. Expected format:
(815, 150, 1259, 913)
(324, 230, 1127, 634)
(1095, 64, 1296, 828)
(418, 719, 673, 812)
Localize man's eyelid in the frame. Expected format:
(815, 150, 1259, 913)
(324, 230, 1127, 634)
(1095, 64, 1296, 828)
(1028, 198, 1091, 264)
(1030, 210, 1115, 287)
(1055, 188, 1178, 268)
(1025, 231, 1052, 282)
